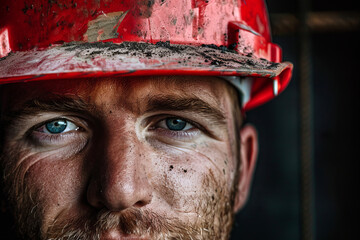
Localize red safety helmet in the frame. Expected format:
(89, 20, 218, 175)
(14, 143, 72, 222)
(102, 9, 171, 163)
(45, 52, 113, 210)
(0, 0, 292, 111)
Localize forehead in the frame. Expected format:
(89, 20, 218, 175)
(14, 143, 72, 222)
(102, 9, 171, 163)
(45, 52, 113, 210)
(1, 76, 236, 112)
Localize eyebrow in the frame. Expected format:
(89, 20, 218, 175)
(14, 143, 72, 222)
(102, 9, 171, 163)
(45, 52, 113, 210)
(1, 96, 92, 126)
(145, 95, 226, 126)
(1, 94, 227, 128)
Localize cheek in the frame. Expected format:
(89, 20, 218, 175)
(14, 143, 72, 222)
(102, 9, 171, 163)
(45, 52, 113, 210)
(26, 156, 84, 203)
(149, 140, 234, 211)
(3, 146, 86, 228)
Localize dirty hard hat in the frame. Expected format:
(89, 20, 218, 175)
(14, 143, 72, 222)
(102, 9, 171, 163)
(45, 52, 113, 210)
(0, 0, 293, 111)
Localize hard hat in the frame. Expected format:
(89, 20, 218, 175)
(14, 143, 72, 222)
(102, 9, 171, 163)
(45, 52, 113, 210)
(0, 0, 293, 111)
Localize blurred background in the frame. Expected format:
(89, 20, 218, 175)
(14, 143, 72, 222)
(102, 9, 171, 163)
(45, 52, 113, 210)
(231, 0, 359, 239)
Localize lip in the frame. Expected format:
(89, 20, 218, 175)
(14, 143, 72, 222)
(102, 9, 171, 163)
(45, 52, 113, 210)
(101, 230, 150, 240)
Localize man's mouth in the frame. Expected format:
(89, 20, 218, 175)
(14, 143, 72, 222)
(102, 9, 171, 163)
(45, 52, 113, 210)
(101, 229, 150, 240)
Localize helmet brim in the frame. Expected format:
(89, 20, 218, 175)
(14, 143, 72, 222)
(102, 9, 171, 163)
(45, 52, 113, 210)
(0, 41, 292, 110)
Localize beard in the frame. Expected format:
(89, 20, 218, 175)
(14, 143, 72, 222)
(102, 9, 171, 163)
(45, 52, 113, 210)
(4, 165, 236, 240)
(46, 208, 196, 239)
(1, 151, 238, 240)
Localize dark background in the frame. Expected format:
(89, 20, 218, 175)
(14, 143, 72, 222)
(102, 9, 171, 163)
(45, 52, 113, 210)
(231, 0, 359, 239)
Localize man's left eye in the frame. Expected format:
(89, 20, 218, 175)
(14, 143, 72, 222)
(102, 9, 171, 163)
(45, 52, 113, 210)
(157, 117, 194, 131)
(38, 119, 79, 134)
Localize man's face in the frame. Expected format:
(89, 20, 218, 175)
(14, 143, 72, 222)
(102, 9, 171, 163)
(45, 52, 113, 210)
(0, 76, 256, 240)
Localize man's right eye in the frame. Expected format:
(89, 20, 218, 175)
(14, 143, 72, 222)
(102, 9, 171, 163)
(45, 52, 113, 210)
(40, 119, 79, 134)
(28, 117, 88, 147)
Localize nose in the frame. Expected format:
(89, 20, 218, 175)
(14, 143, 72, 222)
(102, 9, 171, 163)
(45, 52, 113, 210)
(87, 128, 153, 211)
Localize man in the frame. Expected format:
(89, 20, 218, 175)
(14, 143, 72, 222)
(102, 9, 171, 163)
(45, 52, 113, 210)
(0, 0, 292, 239)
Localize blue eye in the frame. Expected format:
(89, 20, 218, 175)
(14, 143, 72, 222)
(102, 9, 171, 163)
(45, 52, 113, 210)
(165, 118, 187, 131)
(46, 120, 67, 134)
(42, 119, 78, 134)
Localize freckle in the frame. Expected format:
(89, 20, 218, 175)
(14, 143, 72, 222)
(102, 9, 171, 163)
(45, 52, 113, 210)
(169, 165, 174, 171)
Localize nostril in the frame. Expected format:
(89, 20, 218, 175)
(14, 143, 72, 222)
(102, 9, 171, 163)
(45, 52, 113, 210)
(133, 200, 150, 208)
(92, 184, 153, 211)
(87, 179, 105, 209)
(133, 193, 152, 208)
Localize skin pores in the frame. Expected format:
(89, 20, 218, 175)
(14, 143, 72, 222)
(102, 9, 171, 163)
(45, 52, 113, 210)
(0, 76, 244, 240)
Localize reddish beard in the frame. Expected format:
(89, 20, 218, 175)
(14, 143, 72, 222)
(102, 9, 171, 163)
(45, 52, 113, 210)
(1, 148, 237, 240)
(46, 172, 236, 240)
(46, 207, 195, 240)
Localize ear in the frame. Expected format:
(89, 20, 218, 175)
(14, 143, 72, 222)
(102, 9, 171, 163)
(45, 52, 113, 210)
(233, 124, 258, 213)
